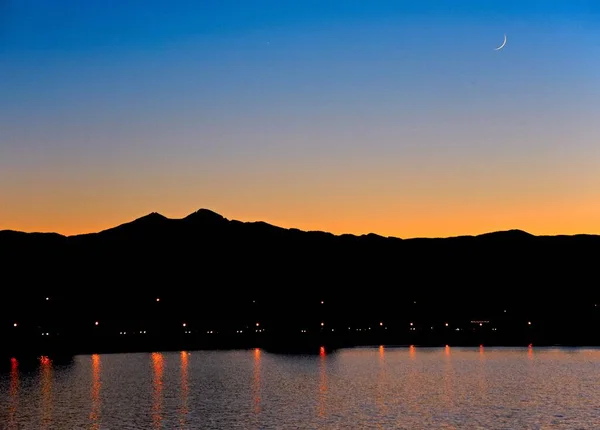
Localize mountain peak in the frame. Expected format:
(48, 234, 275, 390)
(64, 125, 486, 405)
(184, 208, 227, 223)
(477, 229, 533, 239)
(141, 212, 167, 220)
(97, 211, 168, 235)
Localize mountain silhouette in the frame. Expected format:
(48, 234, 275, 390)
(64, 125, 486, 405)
(1, 208, 599, 355)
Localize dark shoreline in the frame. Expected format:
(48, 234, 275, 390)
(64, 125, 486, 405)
(3, 208, 599, 365)
(4, 328, 600, 363)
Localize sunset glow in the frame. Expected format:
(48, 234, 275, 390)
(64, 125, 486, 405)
(1, 2, 598, 238)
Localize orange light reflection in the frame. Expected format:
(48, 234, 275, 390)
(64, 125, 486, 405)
(9, 358, 19, 427)
(179, 352, 189, 427)
(151, 352, 164, 429)
(90, 354, 102, 430)
(40, 356, 53, 429)
(253, 349, 261, 415)
(318, 346, 328, 418)
(376, 346, 388, 416)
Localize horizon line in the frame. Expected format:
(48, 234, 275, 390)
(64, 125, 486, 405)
(2, 208, 599, 241)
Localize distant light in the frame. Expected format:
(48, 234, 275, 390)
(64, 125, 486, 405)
(95, 321, 99, 326)
(256, 322, 260, 327)
(479, 323, 483, 326)
(528, 321, 532, 325)
(156, 298, 160, 302)
(13, 323, 17, 327)
(410, 322, 413, 326)
(445, 323, 449, 327)
(182, 323, 187, 327)
(321, 322, 324, 326)
(46, 297, 50, 301)
(380, 322, 383, 326)
(321, 301, 324, 304)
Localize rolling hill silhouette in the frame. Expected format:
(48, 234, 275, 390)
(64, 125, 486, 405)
(1, 208, 599, 355)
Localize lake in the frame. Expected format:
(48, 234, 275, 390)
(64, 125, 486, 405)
(1, 347, 599, 429)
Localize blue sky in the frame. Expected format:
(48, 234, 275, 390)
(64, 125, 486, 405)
(1, 0, 599, 236)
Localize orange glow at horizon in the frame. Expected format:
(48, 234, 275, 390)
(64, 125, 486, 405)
(3, 173, 600, 240)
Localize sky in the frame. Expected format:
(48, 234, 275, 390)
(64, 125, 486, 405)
(1, 0, 599, 238)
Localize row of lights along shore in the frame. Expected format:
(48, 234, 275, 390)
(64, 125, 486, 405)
(34, 297, 600, 311)
(12, 320, 534, 334)
(34, 297, 600, 310)
(15, 296, 596, 332)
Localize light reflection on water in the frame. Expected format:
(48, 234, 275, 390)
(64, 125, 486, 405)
(39, 356, 52, 430)
(8, 358, 19, 428)
(179, 351, 189, 428)
(151, 352, 164, 429)
(0, 347, 599, 429)
(90, 354, 101, 430)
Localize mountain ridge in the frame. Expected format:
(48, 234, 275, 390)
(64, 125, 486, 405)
(2, 207, 599, 354)
(1, 208, 597, 240)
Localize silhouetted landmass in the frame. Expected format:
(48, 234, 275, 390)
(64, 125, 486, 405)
(1, 209, 599, 358)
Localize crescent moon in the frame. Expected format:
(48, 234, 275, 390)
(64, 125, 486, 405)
(494, 34, 507, 51)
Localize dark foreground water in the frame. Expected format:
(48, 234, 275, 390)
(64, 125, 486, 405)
(1, 347, 600, 429)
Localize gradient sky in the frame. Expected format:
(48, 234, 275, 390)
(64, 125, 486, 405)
(1, 0, 599, 238)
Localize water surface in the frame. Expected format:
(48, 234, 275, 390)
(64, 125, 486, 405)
(1, 347, 599, 429)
